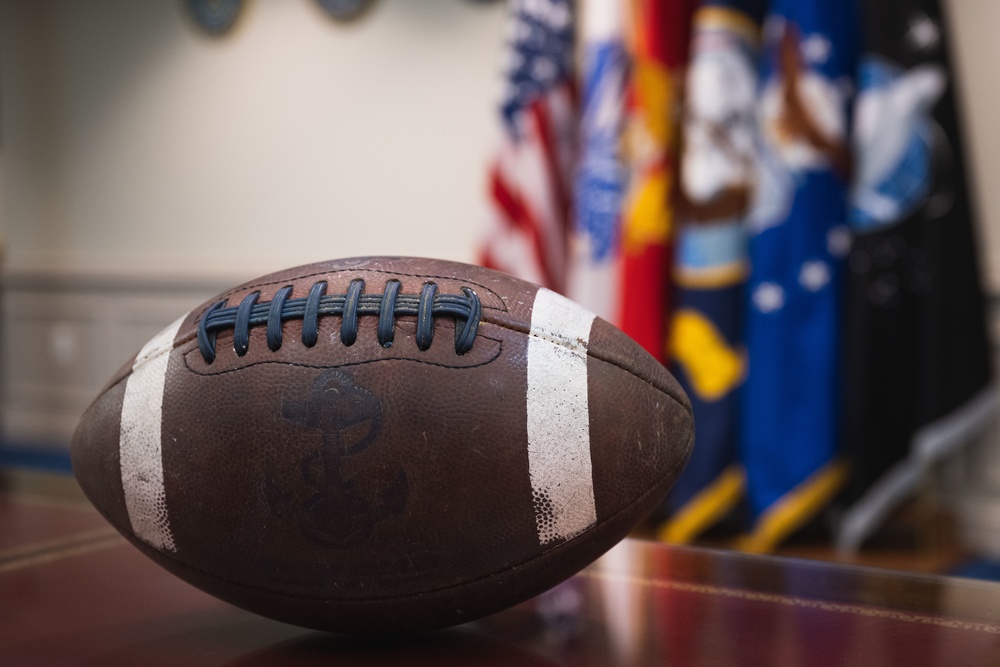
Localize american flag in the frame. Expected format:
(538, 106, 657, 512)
(480, 0, 576, 293)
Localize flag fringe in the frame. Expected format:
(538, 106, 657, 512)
(738, 461, 850, 554)
(658, 465, 745, 544)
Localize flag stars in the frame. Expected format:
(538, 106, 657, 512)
(907, 13, 940, 52)
(801, 34, 832, 65)
(531, 57, 558, 84)
(507, 20, 525, 42)
(799, 261, 831, 292)
(827, 225, 852, 258)
(503, 50, 526, 73)
(753, 282, 785, 313)
(753, 262, 833, 315)
(515, 0, 572, 31)
(499, 3, 572, 130)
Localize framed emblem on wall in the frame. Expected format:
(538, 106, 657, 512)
(316, 0, 375, 22)
(185, 0, 245, 37)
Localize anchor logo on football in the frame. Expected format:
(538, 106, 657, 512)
(265, 369, 409, 548)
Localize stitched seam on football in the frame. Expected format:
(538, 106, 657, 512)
(126, 308, 690, 417)
(95, 310, 693, 415)
(180, 337, 506, 376)
(207, 267, 509, 315)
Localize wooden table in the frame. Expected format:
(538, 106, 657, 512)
(4, 475, 1000, 666)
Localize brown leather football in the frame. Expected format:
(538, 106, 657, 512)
(71, 256, 693, 633)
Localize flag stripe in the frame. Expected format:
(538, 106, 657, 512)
(481, 0, 575, 293)
(529, 99, 571, 235)
(526, 288, 598, 545)
(489, 166, 561, 290)
(119, 315, 185, 553)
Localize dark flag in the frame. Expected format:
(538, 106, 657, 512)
(836, 0, 995, 551)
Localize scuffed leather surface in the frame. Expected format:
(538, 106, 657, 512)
(71, 257, 693, 632)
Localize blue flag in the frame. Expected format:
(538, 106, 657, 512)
(739, 0, 859, 552)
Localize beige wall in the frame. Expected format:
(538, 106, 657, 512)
(0, 0, 506, 280)
(944, 0, 1000, 290)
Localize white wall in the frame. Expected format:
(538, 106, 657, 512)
(944, 0, 1000, 289)
(943, 0, 1000, 557)
(0, 0, 506, 280)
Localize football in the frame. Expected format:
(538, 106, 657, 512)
(71, 256, 693, 633)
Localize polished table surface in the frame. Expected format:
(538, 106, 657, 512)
(4, 477, 1000, 666)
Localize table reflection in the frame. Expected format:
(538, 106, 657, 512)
(476, 539, 1000, 666)
(5, 487, 1000, 667)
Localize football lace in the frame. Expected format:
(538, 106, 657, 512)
(196, 279, 482, 363)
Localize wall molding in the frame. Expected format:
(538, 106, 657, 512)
(2, 258, 263, 294)
(0, 266, 232, 452)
